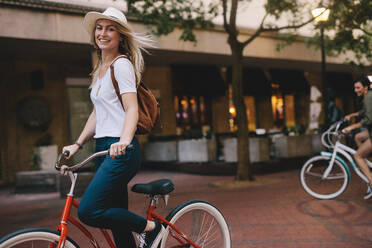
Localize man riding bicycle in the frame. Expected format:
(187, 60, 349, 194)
(343, 77, 372, 199)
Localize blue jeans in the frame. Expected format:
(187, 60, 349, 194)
(78, 137, 147, 248)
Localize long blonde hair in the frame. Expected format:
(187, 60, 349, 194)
(89, 20, 153, 88)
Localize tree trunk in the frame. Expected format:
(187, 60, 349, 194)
(229, 40, 253, 181)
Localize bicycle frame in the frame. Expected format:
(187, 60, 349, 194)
(322, 139, 372, 185)
(146, 197, 201, 248)
(55, 170, 200, 248)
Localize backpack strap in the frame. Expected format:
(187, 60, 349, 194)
(110, 55, 127, 67)
(109, 55, 128, 110)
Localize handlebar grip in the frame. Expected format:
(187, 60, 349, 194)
(107, 144, 134, 156)
(55, 150, 71, 170)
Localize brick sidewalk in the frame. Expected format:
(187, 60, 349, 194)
(0, 168, 371, 247)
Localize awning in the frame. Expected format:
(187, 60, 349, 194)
(227, 67, 271, 96)
(172, 65, 227, 96)
(269, 68, 309, 94)
(326, 71, 354, 96)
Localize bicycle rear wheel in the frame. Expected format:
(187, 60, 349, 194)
(300, 155, 348, 199)
(161, 200, 231, 248)
(0, 228, 79, 248)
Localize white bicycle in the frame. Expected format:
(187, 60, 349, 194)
(300, 120, 372, 199)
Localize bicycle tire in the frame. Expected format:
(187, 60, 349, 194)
(160, 200, 231, 248)
(300, 155, 349, 199)
(0, 228, 79, 248)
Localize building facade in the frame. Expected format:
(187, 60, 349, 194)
(0, 0, 359, 183)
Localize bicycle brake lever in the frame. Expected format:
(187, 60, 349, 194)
(60, 165, 70, 175)
(55, 151, 70, 171)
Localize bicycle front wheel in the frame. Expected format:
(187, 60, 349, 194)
(161, 200, 231, 248)
(0, 228, 79, 248)
(300, 155, 349, 199)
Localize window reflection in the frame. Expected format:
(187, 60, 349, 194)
(175, 95, 209, 133)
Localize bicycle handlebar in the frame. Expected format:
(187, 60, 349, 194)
(55, 144, 134, 172)
(321, 119, 348, 148)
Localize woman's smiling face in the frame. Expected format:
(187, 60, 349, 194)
(95, 19, 121, 52)
(354, 81, 367, 97)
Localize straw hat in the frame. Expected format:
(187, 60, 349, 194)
(83, 7, 128, 35)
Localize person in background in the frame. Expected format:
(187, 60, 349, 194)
(325, 88, 341, 128)
(62, 7, 162, 248)
(343, 77, 372, 199)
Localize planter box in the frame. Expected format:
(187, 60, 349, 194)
(143, 141, 177, 162)
(178, 138, 216, 162)
(223, 137, 270, 163)
(15, 170, 59, 193)
(36, 145, 58, 171)
(311, 133, 324, 154)
(272, 135, 312, 158)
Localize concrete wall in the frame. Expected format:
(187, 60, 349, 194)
(142, 66, 177, 136)
(0, 6, 350, 65)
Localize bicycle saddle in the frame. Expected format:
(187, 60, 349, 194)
(131, 179, 174, 195)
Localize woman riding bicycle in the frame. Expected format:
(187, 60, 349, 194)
(62, 7, 162, 248)
(343, 76, 372, 199)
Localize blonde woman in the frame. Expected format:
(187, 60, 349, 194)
(62, 7, 162, 248)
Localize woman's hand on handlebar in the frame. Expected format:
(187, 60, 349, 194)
(342, 127, 351, 134)
(344, 112, 359, 121)
(344, 114, 352, 121)
(62, 144, 80, 159)
(110, 140, 131, 158)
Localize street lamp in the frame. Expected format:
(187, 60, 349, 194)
(312, 6, 330, 126)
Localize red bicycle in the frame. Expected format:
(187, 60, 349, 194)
(0, 147, 231, 248)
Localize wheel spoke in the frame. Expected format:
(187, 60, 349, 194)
(161, 201, 230, 248)
(305, 171, 323, 178)
(197, 216, 215, 247)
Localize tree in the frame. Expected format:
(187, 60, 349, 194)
(307, 0, 372, 70)
(128, 0, 324, 180)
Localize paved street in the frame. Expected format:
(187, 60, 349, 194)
(0, 168, 371, 247)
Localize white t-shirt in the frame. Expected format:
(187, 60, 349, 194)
(90, 58, 136, 138)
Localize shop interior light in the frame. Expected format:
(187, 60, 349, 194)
(229, 106, 236, 115)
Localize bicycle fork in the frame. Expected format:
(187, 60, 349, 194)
(53, 172, 78, 248)
(323, 148, 338, 179)
(54, 196, 73, 248)
(54, 172, 116, 248)
(323, 141, 370, 184)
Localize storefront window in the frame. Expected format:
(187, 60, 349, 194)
(245, 96, 256, 131)
(271, 92, 295, 129)
(284, 95, 295, 127)
(271, 93, 284, 129)
(175, 95, 209, 131)
(228, 84, 256, 132)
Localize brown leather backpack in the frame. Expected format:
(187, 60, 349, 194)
(110, 56, 160, 134)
